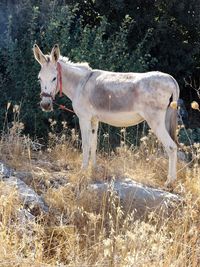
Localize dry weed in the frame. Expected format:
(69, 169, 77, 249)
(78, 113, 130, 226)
(0, 111, 199, 266)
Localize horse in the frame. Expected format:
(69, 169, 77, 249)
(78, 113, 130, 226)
(33, 44, 179, 187)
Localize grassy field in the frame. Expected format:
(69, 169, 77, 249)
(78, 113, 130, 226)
(0, 112, 199, 267)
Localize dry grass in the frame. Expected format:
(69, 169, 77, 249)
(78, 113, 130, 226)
(0, 115, 200, 267)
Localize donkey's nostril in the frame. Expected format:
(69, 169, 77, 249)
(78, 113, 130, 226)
(40, 101, 52, 111)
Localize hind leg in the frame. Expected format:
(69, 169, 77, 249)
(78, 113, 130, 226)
(143, 110, 177, 186)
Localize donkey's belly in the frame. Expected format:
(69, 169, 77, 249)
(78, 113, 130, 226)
(97, 111, 144, 127)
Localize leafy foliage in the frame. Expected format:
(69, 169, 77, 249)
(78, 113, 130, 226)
(0, 0, 199, 142)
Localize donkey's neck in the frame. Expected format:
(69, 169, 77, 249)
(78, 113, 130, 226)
(59, 61, 91, 101)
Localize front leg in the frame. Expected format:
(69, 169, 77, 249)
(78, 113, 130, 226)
(90, 117, 99, 168)
(79, 118, 91, 169)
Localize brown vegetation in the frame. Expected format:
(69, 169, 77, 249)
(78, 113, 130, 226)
(0, 113, 199, 267)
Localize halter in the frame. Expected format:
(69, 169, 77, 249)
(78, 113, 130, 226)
(40, 62, 92, 114)
(40, 62, 75, 113)
(40, 61, 63, 100)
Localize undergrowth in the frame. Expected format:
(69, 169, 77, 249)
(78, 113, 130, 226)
(0, 107, 199, 267)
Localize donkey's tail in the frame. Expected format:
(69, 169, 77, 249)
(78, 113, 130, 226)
(165, 107, 179, 145)
(165, 77, 180, 145)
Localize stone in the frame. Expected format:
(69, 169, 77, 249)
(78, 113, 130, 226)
(89, 178, 183, 219)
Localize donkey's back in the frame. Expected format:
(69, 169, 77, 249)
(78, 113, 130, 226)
(86, 70, 178, 122)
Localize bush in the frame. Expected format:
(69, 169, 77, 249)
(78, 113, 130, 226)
(0, 2, 154, 143)
(0, 0, 199, 145)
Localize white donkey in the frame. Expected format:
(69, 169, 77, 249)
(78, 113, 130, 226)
(33, 44, 179, 186)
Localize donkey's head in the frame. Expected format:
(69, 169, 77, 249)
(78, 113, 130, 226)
(33, 44, 60, 111)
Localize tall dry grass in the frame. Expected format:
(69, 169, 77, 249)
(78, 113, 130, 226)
(0, 106, 199, 266)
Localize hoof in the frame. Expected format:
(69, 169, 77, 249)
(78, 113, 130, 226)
(164, 179, 175, 190)
(91, 165, 103, 171)
(81, 164, 88, 170)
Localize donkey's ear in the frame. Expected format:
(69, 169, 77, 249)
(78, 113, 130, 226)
(33, 44, 47, 65)
(51, 44, 60, 63)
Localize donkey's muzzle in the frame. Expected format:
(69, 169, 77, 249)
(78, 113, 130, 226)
(40, 100, 52, 112)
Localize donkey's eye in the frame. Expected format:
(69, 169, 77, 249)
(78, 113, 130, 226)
(52, 77, 57, 82)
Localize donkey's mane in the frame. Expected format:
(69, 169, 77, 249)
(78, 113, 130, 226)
(44, 55, 91, 71)
(59, 56, 91, 71)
